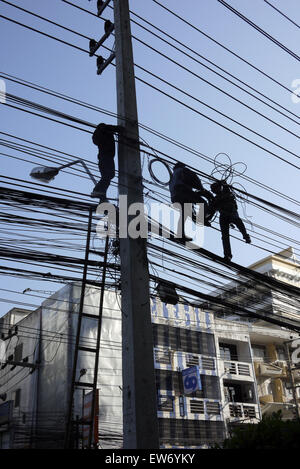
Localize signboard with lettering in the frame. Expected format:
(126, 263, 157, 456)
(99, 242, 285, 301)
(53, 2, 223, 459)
(291, 339, 300, 365)
(182, 366, 202, 394)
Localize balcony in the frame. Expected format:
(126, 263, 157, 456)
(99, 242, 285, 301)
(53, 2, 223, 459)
(226, 402, 258, 421)
(223, 360, 252, 379)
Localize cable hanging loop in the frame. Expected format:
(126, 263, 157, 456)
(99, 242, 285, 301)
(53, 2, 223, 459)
(148, 158, 172, 187)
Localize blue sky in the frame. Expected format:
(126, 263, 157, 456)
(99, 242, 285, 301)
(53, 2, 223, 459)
(0, 0, 299, 314)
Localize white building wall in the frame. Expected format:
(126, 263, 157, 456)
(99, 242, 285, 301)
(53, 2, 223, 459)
(0, 307, 40, 448)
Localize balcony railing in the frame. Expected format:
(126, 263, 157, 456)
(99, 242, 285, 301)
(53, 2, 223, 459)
(189, 399, 221, 416)
(228, 403, 257, 420)
(223, 360, 252, 378)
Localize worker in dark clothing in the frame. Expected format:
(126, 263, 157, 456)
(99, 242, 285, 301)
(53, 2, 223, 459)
(169, 163, 214, 241)
(91, 123, 124, 202)
(210, 180, 251, 262)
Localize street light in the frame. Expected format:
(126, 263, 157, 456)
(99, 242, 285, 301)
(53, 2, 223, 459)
(30, 159, 97, 185)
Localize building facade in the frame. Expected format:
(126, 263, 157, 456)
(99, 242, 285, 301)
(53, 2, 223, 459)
(0, 255, 299, 449)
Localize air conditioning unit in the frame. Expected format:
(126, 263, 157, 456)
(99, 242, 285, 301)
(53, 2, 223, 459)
(259, 363, 283, 377)
(293, 370, 300, 381)
(272, 360, 286, 368)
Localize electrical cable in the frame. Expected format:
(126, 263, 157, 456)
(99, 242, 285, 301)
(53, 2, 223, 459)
(2, 75, 299, 209)
(218, 0, 300, 62)
(0, 6, 298, 332)
(152, 0, 298, 96)
(264, 0, 300, 30)
(1, 16, 300, 170)
(126, 4, 300, 123)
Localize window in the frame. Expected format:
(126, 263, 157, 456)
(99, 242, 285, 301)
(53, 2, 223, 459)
(276, 347, 286, 361)
(190, 399, 204, 414)
(155, 369, 221, 400)
(14, 343, 23, 362)
(206, 401, 220, 415)
(152, 324, 216, 356)
(219, 343, 238, 361)
(251, 345, 266, 361)
(14, 389, 21, 408)
(154, 348, 172, 365)
(201, 357, 215, 370)
(158, 418, 225, 446)
(157, 394, 174, 412)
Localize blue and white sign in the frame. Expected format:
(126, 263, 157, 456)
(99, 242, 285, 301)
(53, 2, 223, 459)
(182, 366, 202, 394)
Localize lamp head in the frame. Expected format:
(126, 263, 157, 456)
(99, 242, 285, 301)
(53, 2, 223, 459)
(30, 166, 60, 183)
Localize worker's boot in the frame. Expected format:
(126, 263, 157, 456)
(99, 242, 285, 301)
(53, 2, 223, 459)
(91, 189, 108, 203)
(244, 234, 251, 244)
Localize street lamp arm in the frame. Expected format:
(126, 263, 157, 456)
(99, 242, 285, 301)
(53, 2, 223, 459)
(30, 159, 97, 185)
(59, 159, 97, 185)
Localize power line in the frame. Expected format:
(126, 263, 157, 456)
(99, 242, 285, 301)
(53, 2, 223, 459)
(0, 82, 299, 210)
(61, 0, 300, 127)
(2, 14, 300, 171)
(218, 0, 300, 62)
(134, 75, 300, 170)
(5, 85, 300, 172)
(0, 14, 93, 56)
(0, 5, 298, 212)
(126, 5, 300, 123)
(1, 139, 299, 248)
(264, 0, 300, 30)
(2, 186, 300, 300)
(0, 6, 298, 292)
(1, 146, 297, 262)
(0, 0, 93, 40)
(1, 74, 299, 209)
(131, 34, 300, 143)
(152, 0, 297, 96)
(0, 183, 298, 304)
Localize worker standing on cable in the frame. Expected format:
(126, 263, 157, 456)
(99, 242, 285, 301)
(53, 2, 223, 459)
(91, 122, 124, 202)
(210, 180, 251, 262)
(169, 162, 214, 241)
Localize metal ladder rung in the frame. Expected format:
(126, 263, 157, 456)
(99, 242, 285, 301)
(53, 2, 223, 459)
(81, 312, 98, 320)
(78, 346, 97, 353)
(75, 381, 94, 388)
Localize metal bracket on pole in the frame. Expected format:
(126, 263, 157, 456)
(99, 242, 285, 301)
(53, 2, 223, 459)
(89, 21, 114, 56)
(97, 0, 112, 17)
(97, 52, 115, 75)
(59, 159, 97, 185)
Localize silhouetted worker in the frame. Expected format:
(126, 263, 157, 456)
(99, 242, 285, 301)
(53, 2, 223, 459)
(91, 123, 124, 202)
(169, 163, 213, 241)
(210, 180, 251, 262)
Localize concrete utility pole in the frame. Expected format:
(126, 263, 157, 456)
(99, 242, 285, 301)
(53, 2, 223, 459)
(113, 0, 159, 449)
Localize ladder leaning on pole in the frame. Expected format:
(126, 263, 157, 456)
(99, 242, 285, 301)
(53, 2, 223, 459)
(64, 205, 110, 448)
